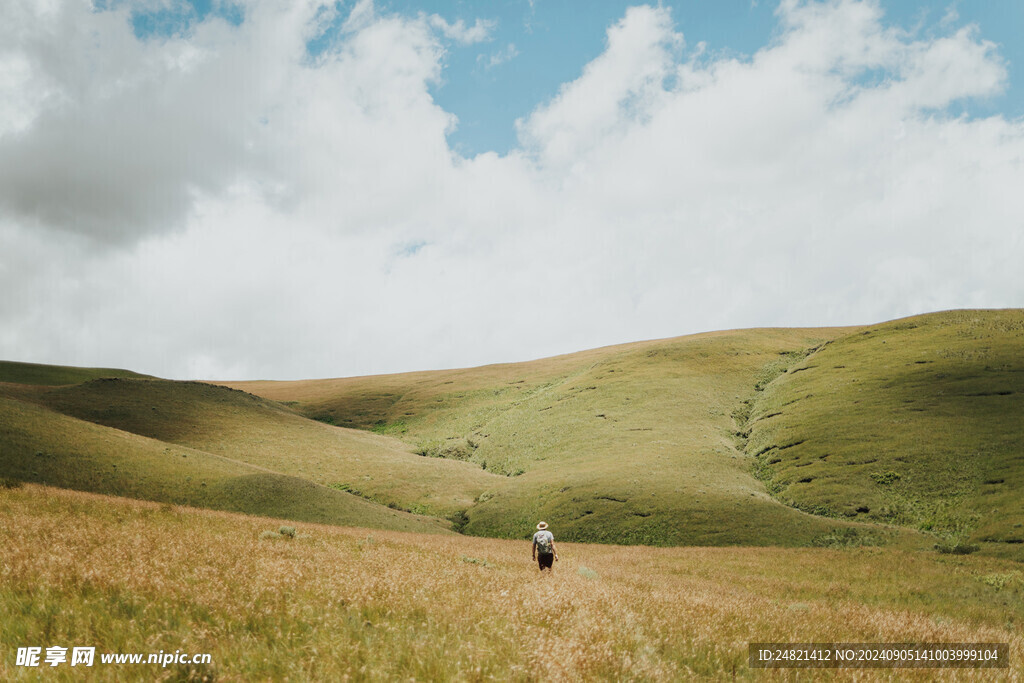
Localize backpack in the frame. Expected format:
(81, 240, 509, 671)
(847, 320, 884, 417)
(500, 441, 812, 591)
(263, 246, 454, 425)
(535, 531, 553, 553)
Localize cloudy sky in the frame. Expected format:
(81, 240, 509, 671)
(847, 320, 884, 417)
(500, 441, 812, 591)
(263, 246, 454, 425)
(2, 0, 1022, 380)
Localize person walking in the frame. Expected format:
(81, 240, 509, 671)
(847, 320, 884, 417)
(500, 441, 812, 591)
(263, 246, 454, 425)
(532, 521, 558, 571)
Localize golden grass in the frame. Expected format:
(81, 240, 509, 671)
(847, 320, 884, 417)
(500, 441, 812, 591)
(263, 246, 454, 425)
(2, 485, 1021, 681)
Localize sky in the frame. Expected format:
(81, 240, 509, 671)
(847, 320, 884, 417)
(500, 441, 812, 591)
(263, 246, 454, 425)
(1, 0, 1022, 380)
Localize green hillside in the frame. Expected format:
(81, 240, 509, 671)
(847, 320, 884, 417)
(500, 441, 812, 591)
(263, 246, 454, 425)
(742, 309, 1024, 558)
(0, 359, 152, 385)
(15, 378, 498, 519)
(0, 396, 448, 534)
(227, 327, 909, 548)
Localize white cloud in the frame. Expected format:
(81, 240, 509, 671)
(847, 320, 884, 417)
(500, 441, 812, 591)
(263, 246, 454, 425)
(940, 4, 959, 27)
(0, 0, 1022, 380)
(342, 0, 376, 32)
(428, 15, 494, 45)
(517, 5, 681, 168)
(479, 43, 519, 70)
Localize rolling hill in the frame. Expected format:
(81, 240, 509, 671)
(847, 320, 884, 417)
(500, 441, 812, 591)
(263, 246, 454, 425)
(0, 359, 153, 385)
(3, 309, 1021, 557)
(226, 310, 1023, 557)
(225, 327, 903, 548)
(15, 377, 499, 519)
(0, 392, 449, 534)
(0, 369, 470, 533)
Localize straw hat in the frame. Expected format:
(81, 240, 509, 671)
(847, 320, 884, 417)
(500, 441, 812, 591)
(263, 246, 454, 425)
(536, 521, 548, 530)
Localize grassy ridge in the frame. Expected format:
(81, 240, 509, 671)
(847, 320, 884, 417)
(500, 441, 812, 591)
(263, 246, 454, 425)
(1, 485, 1021, 681)
(15, 378, 499, 518)
(0, 360, 151, 385)
(744, 310, 1024, 559)
(0, 394, 450, 535)
(228, 328, 908, 547)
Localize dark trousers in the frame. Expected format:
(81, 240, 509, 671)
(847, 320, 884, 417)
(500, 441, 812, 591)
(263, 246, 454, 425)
(537, 552, 554, 570)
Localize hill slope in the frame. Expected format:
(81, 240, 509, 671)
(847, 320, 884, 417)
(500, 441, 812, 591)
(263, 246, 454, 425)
(227, 327, 903, 547)
(0, 369, 484, 532)
(9, 377, 499, 519)
(0, 395, 447, 533)
(741, 309, 1024, 558)
(0, 359, 152, 385)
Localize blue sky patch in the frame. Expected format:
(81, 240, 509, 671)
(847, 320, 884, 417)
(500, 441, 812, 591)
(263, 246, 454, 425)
(121, 0, 244, 40)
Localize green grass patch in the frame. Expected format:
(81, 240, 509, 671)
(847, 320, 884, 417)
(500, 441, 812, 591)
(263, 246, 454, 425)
(371, 420, 408, 435)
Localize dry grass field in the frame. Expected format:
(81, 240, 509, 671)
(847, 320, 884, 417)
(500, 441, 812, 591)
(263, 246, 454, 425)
(2, 484, 1022, 681)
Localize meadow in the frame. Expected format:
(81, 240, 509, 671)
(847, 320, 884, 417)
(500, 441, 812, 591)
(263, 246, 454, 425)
(2, 484, 1022, 681)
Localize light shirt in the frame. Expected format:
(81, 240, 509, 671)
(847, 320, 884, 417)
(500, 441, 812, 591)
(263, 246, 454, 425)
(533, 529, 554, 554)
